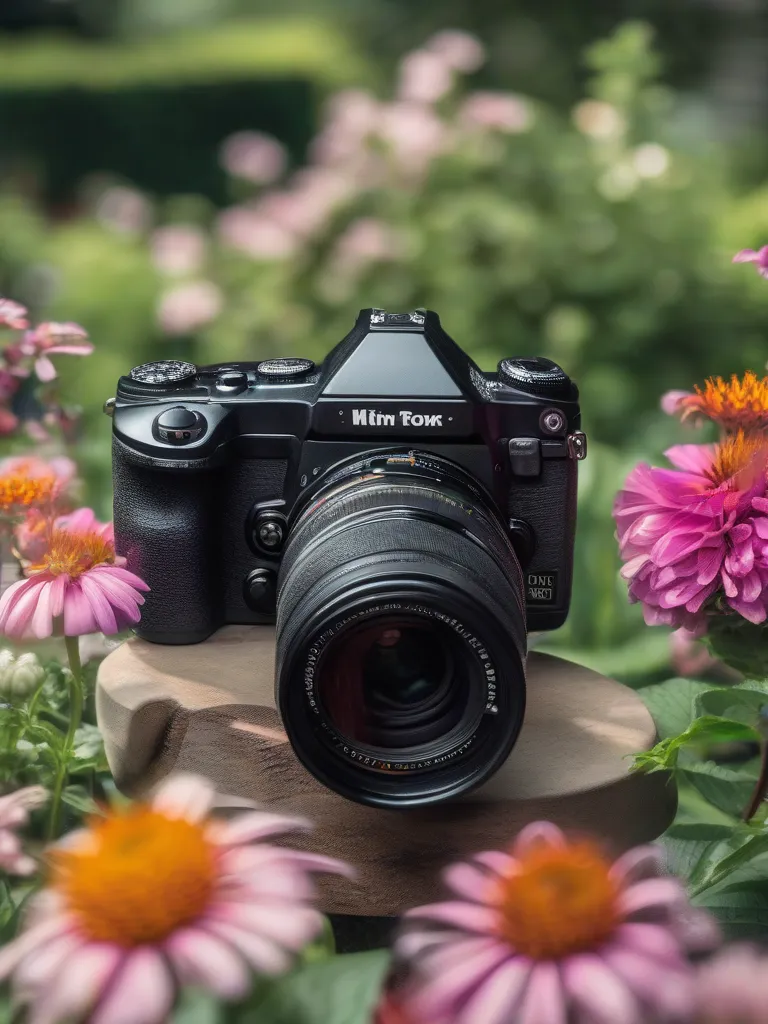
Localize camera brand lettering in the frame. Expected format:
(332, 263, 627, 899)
(351, 408, 443, 428)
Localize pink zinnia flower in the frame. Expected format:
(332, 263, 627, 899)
(0, 298, 29, 331)
(614, 433, 768, 629)
(0, 774, 351, 1023)
(22, 322, 93, 383)
(662, 372, 768, 434)
(0, 455, 76, 524)
(393, 822, 715, 1024)
(0, 785, 46, 876)
(0, 520, 148, 638)
(733, 246, 768, 278)
(16, 506, 113, 564)
(693, 945, 768, 1022)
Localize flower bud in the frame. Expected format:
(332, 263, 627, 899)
(0, 651, 46, 700)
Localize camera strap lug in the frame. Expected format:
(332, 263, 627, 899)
(567, 432, 587, 460)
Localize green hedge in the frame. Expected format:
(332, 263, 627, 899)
(0, 18, 366, 203)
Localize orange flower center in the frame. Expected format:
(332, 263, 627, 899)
(51, 807, 216, 946)
(685, 371, 768, 432)
(493, 841, 620, 959)
(29, 529, 115, 578)
(0, 473, 57, 517)
(706, 430, 768, 488)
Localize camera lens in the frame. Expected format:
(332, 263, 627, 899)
(317, 620, 474, 752)
(275, 450, 527, 808)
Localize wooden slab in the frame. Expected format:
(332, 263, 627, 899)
(96, 625, 675, 917)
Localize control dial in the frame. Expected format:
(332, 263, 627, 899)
(256, 358, 314, 381)
(153, 406, 206, 445)
(498, 357, 572, 400)
(130, 360, 197, 387)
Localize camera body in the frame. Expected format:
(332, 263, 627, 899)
(110, 308, 584, 647)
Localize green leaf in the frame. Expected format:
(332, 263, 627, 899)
(61, 785, 101, 817)
(695, 688, 768, 726)
(689, 832, 768, 897)
(678, 754, 759, 818)
(694, 880, 768, 939)
(660, 823, 737, 884)
(632, 716, 758, 773)
(638, 678, 720, 739)
(73, 723, 105, 761)
(172, 989, 222, 1024)
(232, 951, 389, 1024)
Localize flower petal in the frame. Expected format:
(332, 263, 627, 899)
(165, 927, 251, 1000)
(405, 901, 500, 933)
(609, 847, 664, 888)
(151, 773, 217, 823)
(511, 822, 566, 857)
(215, 811, 311, 846)
(618, 877, 687, 919)
(733, 249, 759, 262)
(562, 954, 640, 1024)
(62, 581, 99, 636)
(202, 919, 292, 975)
(443, 862, 495, 902)
(207, 902, 323, 951)
(90, 948, 174, 1024)
(602, 945, 693, 1018)
(410, 939, 511, 1020)
(28, 942, 124, 1024)
(516, 961, 567, 1024)
(456, 957, 532, 1024)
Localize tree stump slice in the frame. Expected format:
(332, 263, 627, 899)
(96, 625, 675, 917)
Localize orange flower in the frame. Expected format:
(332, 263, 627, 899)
(672, 372, 768, 433)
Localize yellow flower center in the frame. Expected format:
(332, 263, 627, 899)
(493, 841, 620, 959)
(685, 371, 768, 432)
(28, 529, 115, 578)
(0, 473, 56, 517)
(706, 430, 768, 489)
(51, 807, 216, 946)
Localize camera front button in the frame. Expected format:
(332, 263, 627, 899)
(153, 406, 206, 445)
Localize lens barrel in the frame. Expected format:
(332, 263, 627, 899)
(275, 451, 527, 808)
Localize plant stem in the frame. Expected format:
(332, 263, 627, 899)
(47, 636, 83, 839)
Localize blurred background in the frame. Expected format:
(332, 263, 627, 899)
(1, 0, 767, 682)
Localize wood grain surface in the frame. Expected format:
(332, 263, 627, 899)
(96, 625, 676, 916)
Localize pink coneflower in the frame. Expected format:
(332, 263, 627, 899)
(614, 432, 768, 628)
(733, 246, 768, 279)
(0, 299, 29, 331)
(0, 774, 351, 1023)
(459, 91, 532, 134)
(150, 225, 207, 278)
(693, 945, 768, 1022)
(393, 822, 715, 1024)
(16, 506, 113, 564)
(156, 281, 223, 335)
(426, 30, 485, 73)
(0, 786, 46, 876)
(0, 522, 148, 637)
(219, 130, 287, 185)
(397, 49, 454, 105)
(22, 322, 93, 383)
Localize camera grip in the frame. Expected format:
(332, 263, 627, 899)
(112, 438, 222, 643)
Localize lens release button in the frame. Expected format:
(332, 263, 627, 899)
(508, 437, 541, 478)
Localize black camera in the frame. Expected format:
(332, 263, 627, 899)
(110, 308, 585, 808)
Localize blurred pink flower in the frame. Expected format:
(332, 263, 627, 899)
(0, 299, 29, 331)
(0, 409, 18, 438)
(693, 945, 768, 1022)
(426, 30, 486, 73)
(217, 206, 298, 260)
(0, 774, 351, 1023)
(397, 49, 454, 105)
(660, 389, 692, 417)
(0, 369, 19, 403)
(260, 169, 354, 238)
(95, 185, 152, 236)
(219, 130, 287, 185)
(334, 217, 400, 267)
(670, 627, 719, 677)
(379, 102, 448, 177)
(460, 91, 532, 133)
(0, 454, 77, 491)
(16, 506, 113, 564)
(22, 322, 93, 383)
(614, 435, 768, 629)
(394, 822, 713, 1024)
(150, 225, 207, 277)
(0, 786, 46, 876)
(733, 246, 768, 278)
(0, 519, 148, 638)
(157, 281, 223, 335)
(311, 90, 380, 171)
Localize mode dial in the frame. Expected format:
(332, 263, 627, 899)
(497, 357, 572, 400)
(130, 360, 198, 387)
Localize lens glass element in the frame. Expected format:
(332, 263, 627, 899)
(317, 617, 471, 756)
